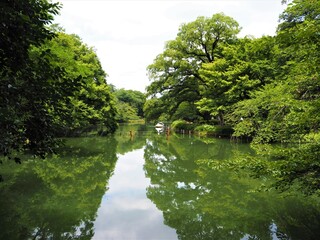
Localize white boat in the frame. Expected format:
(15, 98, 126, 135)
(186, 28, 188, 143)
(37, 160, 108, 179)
(155, 122, 164, 128)
(155, 122, 164, 134)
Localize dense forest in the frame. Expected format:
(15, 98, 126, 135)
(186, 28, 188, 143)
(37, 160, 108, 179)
(145, 0, 320, 195)
(1, 0, 320, 195)
(113, 88, 146, 123)
(0, 0, 145, 160)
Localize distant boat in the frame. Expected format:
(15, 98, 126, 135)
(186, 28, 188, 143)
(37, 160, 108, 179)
(155, 122, 164, 134)
(155, 122, 164, 128)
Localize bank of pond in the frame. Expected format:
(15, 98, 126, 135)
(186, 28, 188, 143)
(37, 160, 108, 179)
(0, 124, 319, 240)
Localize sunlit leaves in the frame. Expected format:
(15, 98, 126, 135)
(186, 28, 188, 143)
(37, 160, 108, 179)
(34, 32, 118, 136)
(146, 13, 240, 121)
(196, 37, 277, 125)
(1, 1, 117, 158)
(224, 0, 320, 195)
(114, 88, 146, 122)
(230, 83, 293, 142)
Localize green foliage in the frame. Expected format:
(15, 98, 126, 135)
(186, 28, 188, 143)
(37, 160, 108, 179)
(0, 136, 118, 239)
(197, 36, 277, 126)
(229, 83, 294, 143)
(230, 0, 320, 144)
(34, 32, 118, 136)
(194, 124, 216, 137)
(0, 0, 63, 157)
(213, 142, 320, 196)
(171, 120, 195, 131)
(145, 0, 320, 195)
(0, 0, 61, 69)
(269, 143, 320, 195)
(144, 133, 320, 239)
(171, 101, 199, 122)
(0, 1, 117, 158)
(146, 13, 240, 122)
(115, 102, 140, 122)
(143, 97, 168, 122)
(146, 14, 277, 126)
(114, 88, 146, 122)
(195, 124, 234, 137)
(194, 124, 216, 132)
(222, 0, 320, 195)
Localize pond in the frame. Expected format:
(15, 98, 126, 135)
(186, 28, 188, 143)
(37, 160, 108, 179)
(0, 124, 320, 240)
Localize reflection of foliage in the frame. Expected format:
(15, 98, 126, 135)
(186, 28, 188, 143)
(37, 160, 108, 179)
(144, 135, 320, 240)
(115, 124, 150, 155)
(0, 137, 117, 239)
(214, 143, 320, 196)
(143, 0, 320, 195)
(227, 0, 320, 194)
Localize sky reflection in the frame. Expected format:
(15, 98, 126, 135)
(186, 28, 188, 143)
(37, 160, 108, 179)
(93, 148, 177, 240)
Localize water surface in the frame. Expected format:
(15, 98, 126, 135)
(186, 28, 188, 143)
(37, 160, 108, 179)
(93, 149, 177, 240)
(1, 124, 319, 240)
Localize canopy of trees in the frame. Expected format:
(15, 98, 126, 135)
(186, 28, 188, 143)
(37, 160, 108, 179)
(146, 13, 241, 123)
(145, 0, 320, 195)
(36, 30, 118, 136)
(114, 88, 146, 122)
(0, 0, 117, 159)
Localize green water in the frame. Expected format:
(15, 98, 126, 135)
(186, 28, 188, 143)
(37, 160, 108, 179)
(0, 124, 319, 240)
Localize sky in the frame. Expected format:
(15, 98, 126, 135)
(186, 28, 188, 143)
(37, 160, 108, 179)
(53, 0, 287, 92)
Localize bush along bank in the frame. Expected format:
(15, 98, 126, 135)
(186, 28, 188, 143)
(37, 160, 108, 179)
(170, 120, 234, 138)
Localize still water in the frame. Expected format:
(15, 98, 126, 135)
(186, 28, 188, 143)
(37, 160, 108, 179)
(0, 124, 320, 240)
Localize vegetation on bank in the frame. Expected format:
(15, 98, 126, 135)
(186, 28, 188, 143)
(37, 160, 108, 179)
(170, 120, 233, 138)
(0, 0, 145, 159)
(113, 88, 146, 123)
(1, 0, 320, 196)
(144, 0, 320, 195)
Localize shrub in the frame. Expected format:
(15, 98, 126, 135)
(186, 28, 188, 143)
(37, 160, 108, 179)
(195, 124, 234, 137)
(171, 120, 195, 131)
(194, 124, 216, 132)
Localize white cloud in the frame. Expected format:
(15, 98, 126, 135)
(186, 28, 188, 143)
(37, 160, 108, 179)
(54, 0, 286, 92)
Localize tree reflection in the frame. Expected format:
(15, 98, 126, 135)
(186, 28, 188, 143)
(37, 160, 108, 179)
(144, 134, 320, 240)
(0, 136, 118, 240)
(115, 124, 149, 154)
